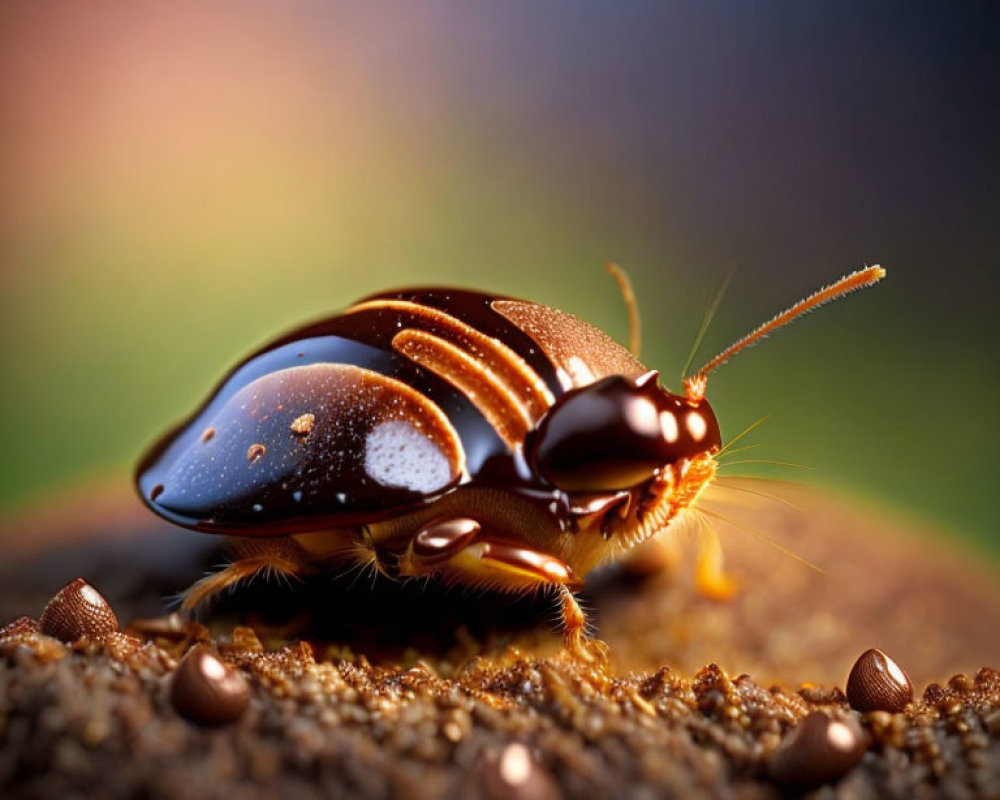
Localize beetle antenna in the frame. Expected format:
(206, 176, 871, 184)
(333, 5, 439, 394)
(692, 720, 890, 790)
(605, 262, 642, 358)
(684, 265, 885, 404)
(680, 269, 734, 380)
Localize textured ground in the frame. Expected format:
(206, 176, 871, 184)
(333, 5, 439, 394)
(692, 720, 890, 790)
(1, 479, 999, 798)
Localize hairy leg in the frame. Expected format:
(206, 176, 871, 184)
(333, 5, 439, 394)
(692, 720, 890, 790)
(181, 536, 314, 610)
(559, 586, 609, 664)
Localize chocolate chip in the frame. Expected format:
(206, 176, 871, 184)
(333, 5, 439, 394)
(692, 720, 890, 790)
(846, 648, 913, 713)
(481, 743, 559, 800)
(170, 644, 249, 725)
(39, 579, 119, 643)
(768, 711, 866, 787)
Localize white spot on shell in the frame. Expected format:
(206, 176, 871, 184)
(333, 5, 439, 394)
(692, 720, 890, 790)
(364, 420, 451, 493)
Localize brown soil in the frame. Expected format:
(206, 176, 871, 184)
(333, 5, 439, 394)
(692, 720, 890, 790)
(1, 478, 998, 798)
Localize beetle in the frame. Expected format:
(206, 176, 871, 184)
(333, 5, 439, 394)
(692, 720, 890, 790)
(136, 265, 885, 661)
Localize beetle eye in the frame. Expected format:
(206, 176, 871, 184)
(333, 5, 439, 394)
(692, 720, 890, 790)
(530, 376, 663, 492)
(530, 375, 721, 492)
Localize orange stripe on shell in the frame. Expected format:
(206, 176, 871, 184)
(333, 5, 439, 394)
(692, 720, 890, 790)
(393, 329, 533, 449)
(345, 299, 555, 447)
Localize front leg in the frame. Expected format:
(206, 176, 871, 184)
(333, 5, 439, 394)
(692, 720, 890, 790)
(557, 585, 610, 664)
(398, 517, 608, 664)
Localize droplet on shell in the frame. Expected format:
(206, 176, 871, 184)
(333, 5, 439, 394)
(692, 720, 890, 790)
(846, 648, 913, 713)
(169, 644, 250, 725)
(38, 579, 119, 643)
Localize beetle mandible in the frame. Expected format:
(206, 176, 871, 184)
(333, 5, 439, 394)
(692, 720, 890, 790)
(136, 265, 885, 661)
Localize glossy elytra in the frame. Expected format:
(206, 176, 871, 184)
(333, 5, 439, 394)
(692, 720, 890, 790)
(137, 266, 885, 661)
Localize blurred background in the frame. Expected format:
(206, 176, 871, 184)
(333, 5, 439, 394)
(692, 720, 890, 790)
(1, 1, 997, 556)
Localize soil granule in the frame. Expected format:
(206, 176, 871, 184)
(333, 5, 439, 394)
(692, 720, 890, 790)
(1, 479, 998, 799)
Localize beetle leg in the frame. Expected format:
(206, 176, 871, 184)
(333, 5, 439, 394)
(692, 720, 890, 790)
(407, 517, 482, 568)
(400, 520, 574, 590)
(559, 586, 610, 665)
(399, 518, 608, 664)
(181, 536, 311, 610)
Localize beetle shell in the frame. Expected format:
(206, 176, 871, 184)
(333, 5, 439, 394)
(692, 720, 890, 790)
(137, 288, 680, 535)
(143, 363, 465, 530)
(137, 267, 883, 662)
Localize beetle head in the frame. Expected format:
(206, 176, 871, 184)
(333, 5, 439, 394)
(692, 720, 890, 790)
(529, 371, 721, 493)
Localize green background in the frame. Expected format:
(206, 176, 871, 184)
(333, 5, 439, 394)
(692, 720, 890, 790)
(1, 2, 997, 557)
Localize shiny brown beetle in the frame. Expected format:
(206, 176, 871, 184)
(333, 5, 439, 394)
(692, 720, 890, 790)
(137, 265, 885, 661)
